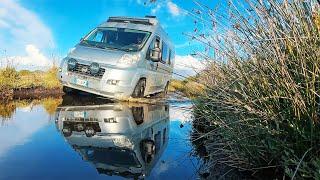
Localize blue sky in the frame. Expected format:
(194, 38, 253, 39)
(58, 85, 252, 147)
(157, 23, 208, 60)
(19, 0, 197, 55)
(0, 0, 212, 75)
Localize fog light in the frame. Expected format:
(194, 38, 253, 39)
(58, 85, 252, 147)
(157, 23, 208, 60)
(76, 124, 84, 131)
(107, 79, 120, 85)
(67, 58, 77, 71)
(90, 62, 100, 75)
(62, 127, 72, 137)
(85, 127, 95, 137)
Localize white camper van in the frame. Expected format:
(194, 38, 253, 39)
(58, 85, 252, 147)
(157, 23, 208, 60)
(58, 16, 175, 100)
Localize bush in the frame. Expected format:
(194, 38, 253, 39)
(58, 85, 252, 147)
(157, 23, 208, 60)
(168, 79, 185, 92)
(42, 67, 61, 89)
(0, 66, 61, 91)
(192, 1, 320, 178)
(0, 67, 20, 89)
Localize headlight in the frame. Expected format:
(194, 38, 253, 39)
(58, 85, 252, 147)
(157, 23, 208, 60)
(90, 62, 100, 75)
(67, 58, 77, 71)
(117, 54, 140, 65)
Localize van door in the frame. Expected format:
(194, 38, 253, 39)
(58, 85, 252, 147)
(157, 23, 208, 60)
(157, 41, 171, 90)
(145, 36, 161, 93)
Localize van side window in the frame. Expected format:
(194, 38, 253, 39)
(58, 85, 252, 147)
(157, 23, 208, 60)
(169, 50, 174, 65)
(161, 42, 169, 64)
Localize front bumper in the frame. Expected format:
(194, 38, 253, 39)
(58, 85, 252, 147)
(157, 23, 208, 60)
(59, 68, 140, 100)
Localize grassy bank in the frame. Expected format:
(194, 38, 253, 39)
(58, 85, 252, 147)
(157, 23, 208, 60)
(168, 78, 204, 97)
(0, 67, 62, 100)
(191, 1, 320, 179)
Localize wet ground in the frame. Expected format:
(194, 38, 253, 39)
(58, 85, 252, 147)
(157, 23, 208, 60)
(0, 94, 203, 179)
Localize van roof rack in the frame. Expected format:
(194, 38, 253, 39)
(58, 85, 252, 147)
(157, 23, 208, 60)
(145, 15, 156, 18)
(107, 16, 155, 25)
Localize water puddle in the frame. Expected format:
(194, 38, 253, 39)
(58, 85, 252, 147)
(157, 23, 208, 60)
(0, 95, 203, 179)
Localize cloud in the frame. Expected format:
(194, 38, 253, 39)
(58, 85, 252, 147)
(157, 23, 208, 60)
(151, 4, 162, 14)
(138, 0, 185, 18)
(0, 106, 49, 158)
(0, 0, 54, 69)
(169, 104, 193, 123)
(1, 44, 53, 70)
(167, 1, 183, 17)
(173, 55, 205, 78)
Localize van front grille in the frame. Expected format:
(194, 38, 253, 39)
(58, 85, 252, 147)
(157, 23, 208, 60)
(69, 63, 105, 78)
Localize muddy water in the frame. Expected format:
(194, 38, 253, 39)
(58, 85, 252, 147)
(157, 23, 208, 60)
(0, 94, 203, 179)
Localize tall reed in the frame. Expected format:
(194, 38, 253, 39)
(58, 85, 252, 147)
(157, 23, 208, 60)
(190, 0, 320, 178)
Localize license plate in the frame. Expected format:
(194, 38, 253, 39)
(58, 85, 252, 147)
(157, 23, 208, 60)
(74, 78, 88, 87)
(74, 111, 86, 118)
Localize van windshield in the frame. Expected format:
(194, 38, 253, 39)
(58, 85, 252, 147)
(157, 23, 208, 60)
(81, 28, 151, 52)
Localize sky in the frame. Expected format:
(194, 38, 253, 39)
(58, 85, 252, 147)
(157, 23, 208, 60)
(0, 0, 209, 76)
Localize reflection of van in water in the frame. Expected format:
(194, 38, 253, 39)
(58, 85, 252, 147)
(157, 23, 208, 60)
(55, 100, 170, 178)
(58, 16, 175, 100)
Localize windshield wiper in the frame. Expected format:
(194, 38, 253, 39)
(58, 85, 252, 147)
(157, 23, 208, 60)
(120, 44, 139, 52)
(104, 46, 123, 51)
(94, 44, 107, 49)
(80, 40, 106, 50)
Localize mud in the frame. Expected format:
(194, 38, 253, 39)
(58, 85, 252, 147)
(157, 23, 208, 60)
(0, 87, 63, 101)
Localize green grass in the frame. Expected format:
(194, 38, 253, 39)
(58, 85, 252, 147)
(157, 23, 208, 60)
(169, 78, 204, 97)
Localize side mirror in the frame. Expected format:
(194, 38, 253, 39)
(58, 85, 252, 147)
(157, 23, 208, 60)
(150, 48, 161, 62)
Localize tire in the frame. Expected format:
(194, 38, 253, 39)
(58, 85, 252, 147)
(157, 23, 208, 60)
(132, 79, 146, 98)
(140, 140, 155, 163)
(132, 106, 144, 125)
(144, 141, 155, 155)
(159, 82, 169, 98)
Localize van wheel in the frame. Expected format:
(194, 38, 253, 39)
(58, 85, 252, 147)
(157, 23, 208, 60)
(132, 79, 146, 98)
(159, 82, 169, 98)
(132, 106, 144, 125)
